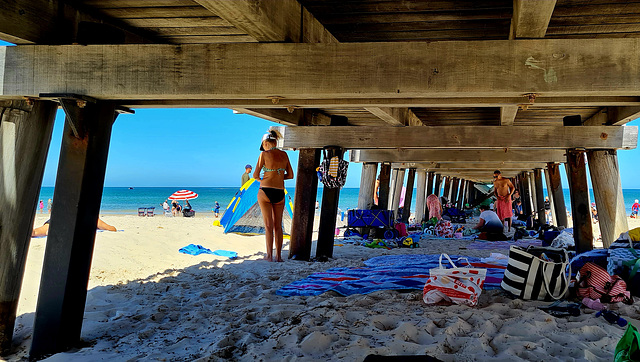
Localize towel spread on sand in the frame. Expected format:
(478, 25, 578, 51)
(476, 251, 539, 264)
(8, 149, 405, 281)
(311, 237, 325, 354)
(495, 195, 513, 220)
(276, 254, 506, 297)
(467, 238, 542, 250)
(179, 244, 238, 258)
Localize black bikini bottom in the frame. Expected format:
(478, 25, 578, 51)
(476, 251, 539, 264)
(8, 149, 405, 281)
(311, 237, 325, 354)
(260, 187, 285, 204)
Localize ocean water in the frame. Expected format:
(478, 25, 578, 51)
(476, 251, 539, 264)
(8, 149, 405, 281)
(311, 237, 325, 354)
(37, 187, 640, 216)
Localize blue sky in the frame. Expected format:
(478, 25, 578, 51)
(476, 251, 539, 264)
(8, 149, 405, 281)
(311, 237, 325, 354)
(2, 40, 638, 190)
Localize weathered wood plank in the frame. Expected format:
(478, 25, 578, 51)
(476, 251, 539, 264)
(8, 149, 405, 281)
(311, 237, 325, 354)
(0, 100, 56, 354)
(547, 162, 568, 227)
(124, 17, 232, 28)
(364, 107, 423, 126)
(275, 126, 637, 150)
(233, 108, 303, 126)
(120, 96, 640, 108)
(0, 0, 154, 44)
(566, 150, 594, 253)
(7, 40, 640, 99)
(401, 168, 416, 222)
(353, 149, 568, 163)
(195, 0, 336, 43)
(289, 148, 320, 261)
(587, 150, 628, 248)
(377, 163, 391, 210)
(500, 106, 518, 125)
(510, 0, 556, 39)
(415, 170, 427, 223)
(357, 163, 378, 210)
(584, 106, 640, 126)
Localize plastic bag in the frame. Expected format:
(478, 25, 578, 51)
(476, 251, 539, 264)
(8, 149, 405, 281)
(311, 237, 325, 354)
(614, 324, 640, 362)
(551, 231, 575, 249)
(423, 254, 487, 306)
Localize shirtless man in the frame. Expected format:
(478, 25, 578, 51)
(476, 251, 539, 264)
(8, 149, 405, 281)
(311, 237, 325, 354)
(492, 170, 515, 232)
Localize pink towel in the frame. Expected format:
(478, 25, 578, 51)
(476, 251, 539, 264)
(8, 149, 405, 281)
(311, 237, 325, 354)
(495, 195, 513, 220)
(426, 194, 442, 220)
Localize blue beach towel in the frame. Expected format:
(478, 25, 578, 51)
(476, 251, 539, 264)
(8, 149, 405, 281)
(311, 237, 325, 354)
(178, 244, 237, 258)
(276, 254, 507, 297)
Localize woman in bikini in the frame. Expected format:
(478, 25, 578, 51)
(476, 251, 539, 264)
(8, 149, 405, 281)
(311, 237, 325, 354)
(253, 130, 293, 262)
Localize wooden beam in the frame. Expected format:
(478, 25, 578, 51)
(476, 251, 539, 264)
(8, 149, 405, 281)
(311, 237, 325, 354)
(121, 96, 640, 109)
(377, 163, 391, 210)
(0, 100, 56, 354)
(500, 106, 518, 125)
(510, 0, 557, 39)
(316, 147, 343, 261)
(288, 148, 320, 261)
(352, 149, 568, 163)
(390, 162, 550, 170)
(31, 101, 117, 358)
(547, 162, 568, 228)
(8, 40, 640, 99)
(566, 149, 593, 254)
(583, 106, 640, 126)
(587, 150, 628, 248)
(275, 126, 638, 150)
(234, 108, 303, 126)
(0, 0, 156, 45)
(364, 107, 423, 127)
(194, 0, 336, 43)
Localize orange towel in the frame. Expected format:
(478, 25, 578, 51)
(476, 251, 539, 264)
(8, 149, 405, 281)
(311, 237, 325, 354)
(426, 194, 442, 220)
(328, 156, 339, 177)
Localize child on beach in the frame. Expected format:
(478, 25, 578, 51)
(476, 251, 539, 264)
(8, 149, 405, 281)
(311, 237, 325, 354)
(632, 199, 640, 218)
(39, 200, 44, 214)
(214, 201, 220, 218)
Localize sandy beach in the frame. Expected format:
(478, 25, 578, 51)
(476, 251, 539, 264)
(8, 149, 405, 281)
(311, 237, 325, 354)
(6, 214, 640, 361)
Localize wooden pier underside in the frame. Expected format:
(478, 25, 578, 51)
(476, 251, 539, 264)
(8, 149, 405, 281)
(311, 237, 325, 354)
(1, 0, 640, 358)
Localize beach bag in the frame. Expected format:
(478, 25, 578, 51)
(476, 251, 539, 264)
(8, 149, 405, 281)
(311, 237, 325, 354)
(501, 246, 570, 300)
(577, 262, 631, 303)
(434, 220, 453, 238)
(615, 324, 640, 362)
(423, 254, 487, 306)
(551, 231, 575, 249)
(318, 149, 348, 189)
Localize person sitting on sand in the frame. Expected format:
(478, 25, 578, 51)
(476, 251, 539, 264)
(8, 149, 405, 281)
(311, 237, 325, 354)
(474, 205, 506, 241)
(32, 218, 116, 237)
(254, 130, 293, 262)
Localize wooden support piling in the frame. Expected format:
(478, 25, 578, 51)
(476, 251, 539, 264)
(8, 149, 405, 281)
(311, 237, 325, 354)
(0, 100, 57, 355)
(31, 100, 118, 358)
(316, 147, 344, 261)
(534, 169, 546, 225)
(529, 172, 539, 222)
(587, 150, 628, 248)
(520, 172, 532, 216)
(424, 172, 434, 219)
(547, 163, 568, 228)
(378, 163, 391, 210)
(402, 168, 416, 222)
(388, 168, 398, 208)
(450, 178, 460, 206)
(434, 174, 442, 197)
(289, 148, 320, 261)
(443, 177, 451, 201)
(415, 170, 427, 223)
(357, 162, 378, 210)
(544, 169, 558, 226)
(391, 169, 405, 219)
(566, 150, 594, 254)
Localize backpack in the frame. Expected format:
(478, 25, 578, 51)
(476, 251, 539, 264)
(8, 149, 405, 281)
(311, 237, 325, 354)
(318, 149, 348, 189)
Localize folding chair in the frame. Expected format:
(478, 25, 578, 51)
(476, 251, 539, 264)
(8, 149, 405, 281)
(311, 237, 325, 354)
(146, 207, 155, 217)
(138, 207, 146, 217)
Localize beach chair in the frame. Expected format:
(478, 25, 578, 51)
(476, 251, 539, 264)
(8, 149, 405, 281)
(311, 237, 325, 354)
(138, 207, 146, 217)
(146, 207, 155, 217)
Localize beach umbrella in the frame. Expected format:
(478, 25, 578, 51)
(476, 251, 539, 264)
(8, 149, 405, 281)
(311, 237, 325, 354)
(168, 190, 198, 200)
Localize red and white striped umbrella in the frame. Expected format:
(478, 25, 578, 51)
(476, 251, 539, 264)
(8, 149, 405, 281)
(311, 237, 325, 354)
(168, 190, 198, 200)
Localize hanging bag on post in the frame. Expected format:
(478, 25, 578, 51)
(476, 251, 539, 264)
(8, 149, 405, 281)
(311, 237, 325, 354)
(318, 148, 348, 189)
(501, 246, 570, 300)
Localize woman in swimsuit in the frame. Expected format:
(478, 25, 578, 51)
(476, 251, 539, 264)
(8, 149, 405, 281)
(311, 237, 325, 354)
(253, 130, 293, 262)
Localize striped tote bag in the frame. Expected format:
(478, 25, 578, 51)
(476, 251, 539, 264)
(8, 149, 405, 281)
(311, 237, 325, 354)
(501, 246, 570, 300)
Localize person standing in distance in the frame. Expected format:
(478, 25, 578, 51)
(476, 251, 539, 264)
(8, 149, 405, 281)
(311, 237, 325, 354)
(241, 164, 252, 187)
(492, 170, 515, 232)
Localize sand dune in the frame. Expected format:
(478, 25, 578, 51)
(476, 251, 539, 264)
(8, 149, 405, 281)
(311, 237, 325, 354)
(6, 214, 640, 361)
